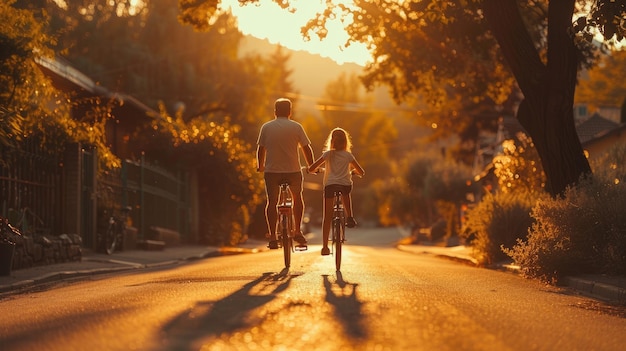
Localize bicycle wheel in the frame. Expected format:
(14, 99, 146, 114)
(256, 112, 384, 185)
(334, 219, 342, 271)
(281, 215, 291, 268)
(104, 224, 117, 255)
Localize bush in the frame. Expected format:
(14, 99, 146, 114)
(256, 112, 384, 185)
(493, 135, 545, 194)
(505, 175, 626, 282)
(464, 191, 541, 266)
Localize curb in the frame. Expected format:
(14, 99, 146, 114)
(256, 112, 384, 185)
(396, 244, 479, 266)
(396, 243, 626, 305)
(563, 276, 626, 304)
(0, 247, 262, 295)
(0, 266, 137, 294)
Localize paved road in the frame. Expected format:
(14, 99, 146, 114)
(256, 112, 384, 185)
(1, 227, 625, 350)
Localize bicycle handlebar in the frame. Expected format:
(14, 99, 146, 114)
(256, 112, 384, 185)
(258, 165, 362, 178)
(308, 167, 363, 178)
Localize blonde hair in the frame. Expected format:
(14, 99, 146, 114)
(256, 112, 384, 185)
(323, 128, 352, 152)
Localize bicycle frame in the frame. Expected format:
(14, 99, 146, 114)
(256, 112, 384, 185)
(277, 183, 294, 268)
(331, 190, 346, 271)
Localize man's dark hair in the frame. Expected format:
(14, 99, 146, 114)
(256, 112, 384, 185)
(274, 98, 292, 117)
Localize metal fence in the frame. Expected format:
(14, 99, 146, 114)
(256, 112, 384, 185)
(100, 156, 190, 243)
(0, 139, 61, 236)
(2, 141, 191, 248)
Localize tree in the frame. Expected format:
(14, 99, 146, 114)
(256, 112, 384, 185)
(1, 1, 115, 166)
(314, 72, 399, 179)
(379, 152, 437, 228)
(177, 0, 625, 197)
(45, 0, 297, 143)
(493, 134, 546, 194)
(315, 1, 517, 166)
(35, 0, 299, 243)
(481, 0, 591, 197)
(1, 1, 53, 150)
(237, 45, 299, 142)
(575, 49, 626, 114)
(138, 103, 263, 245)
(300, 72, 400, 224)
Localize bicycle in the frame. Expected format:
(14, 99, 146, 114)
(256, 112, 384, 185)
(100, 206, 132, 255)
(275, 182, 308, 268)
(311, 169, 361, 271)
(330, 188, 346, 271)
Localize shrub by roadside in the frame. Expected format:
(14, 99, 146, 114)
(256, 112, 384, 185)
(504, 143, 626, 283)
(463, 191, 542, 266)
(505, 175, 626, 283)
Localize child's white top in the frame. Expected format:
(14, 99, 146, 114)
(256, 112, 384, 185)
(322, 150, 355, 186)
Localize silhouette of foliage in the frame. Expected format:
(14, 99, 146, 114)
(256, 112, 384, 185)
(575, 49, 626, 112)
(178, 0, 625, 197)
(1, 1, 116, 167)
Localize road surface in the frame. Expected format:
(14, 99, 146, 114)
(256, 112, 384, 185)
(1, 227, 625, 350)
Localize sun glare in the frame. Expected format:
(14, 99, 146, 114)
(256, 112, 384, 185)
(222, 0, 370, 66)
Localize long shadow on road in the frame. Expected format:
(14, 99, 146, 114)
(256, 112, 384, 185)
(322, 272, 368, 340)
(158, 268, 299, 350)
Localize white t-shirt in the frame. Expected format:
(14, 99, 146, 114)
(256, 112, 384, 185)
(257, 117, 311, 173)
(321, 150, 355, 186)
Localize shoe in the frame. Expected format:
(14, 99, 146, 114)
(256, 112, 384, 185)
(346, 217, 357, 228)
(321, 247, 330, 256)
(267, 238, 279, 249)
(293, 232, 307, 245)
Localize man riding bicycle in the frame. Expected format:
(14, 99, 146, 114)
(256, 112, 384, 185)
(256, 98, 314, 249)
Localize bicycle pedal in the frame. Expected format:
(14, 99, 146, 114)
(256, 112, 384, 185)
(294, 245, 308, 251)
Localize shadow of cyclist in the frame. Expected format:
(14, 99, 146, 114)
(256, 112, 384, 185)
(322, 272, 368, 340)
(160, 268, 297, 349)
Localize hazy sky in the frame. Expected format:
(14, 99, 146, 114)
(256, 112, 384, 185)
(222, 0, 370, 66)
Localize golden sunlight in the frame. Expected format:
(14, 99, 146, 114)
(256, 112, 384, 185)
(51, 0, 67, 9)
(53, 0, 145, 15)
(221, 0, 370, 66)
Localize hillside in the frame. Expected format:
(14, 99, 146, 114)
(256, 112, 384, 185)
(239, 35, 397, 118)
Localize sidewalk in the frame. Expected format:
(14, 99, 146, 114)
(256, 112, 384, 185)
(2, 240, 625, 305)
(0, 240, 267, 294)
(397, 243, 626, 305)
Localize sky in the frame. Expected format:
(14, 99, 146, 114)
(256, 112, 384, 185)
(52, 0, 371, 65)
(221, 0, 371, 66)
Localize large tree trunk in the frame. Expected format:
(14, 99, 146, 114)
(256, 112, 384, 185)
(483, 0, 591, 196)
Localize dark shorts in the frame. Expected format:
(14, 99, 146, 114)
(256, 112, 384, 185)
(324, 184, 352, 199)
(264, 172, 303, 202)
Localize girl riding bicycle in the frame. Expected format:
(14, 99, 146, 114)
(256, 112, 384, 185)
(309, 128, 365, 256)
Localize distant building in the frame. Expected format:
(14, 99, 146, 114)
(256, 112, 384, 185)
(576, 112, 620, 144)
(574, 103, 589, 122)
(596, 106, 622, 124)
(577, 113, 626, 161)
(472, 106, 625, 190)
(34, 56, 196, 248)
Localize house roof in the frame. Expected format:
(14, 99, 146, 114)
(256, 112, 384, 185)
(575, 113, 619, 143)
(36, 55, 156, 118)
(36, 55, 103, 96)
(582, 122, 626, 147)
